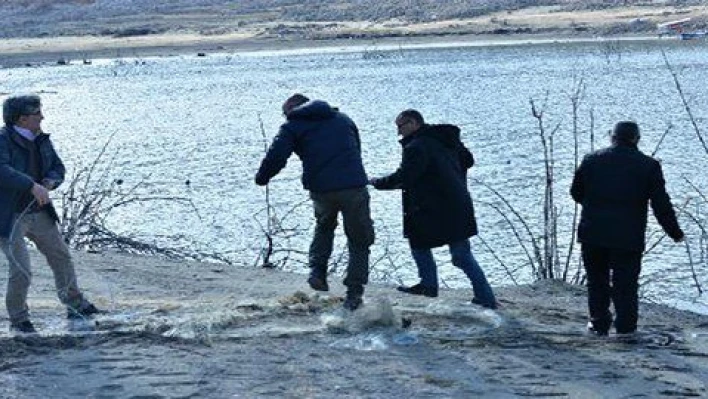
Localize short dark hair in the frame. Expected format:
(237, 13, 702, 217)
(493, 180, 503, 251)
(397, 109, 424, 125)
(3, 94, 41, 126)
(282, 93, 310, 115)
(612, 121, 640, 144)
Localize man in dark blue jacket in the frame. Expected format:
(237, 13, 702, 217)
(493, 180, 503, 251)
(571, 121, 684, 337)
(255, 94, 374, 311)
(1, 94, 100, 333)
(370, 110, 497, 309)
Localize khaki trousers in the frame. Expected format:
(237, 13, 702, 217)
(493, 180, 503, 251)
(1, 210, 82, 324)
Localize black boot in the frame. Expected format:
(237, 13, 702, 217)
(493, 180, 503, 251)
(307, 268, 329, 292)
(397, 283, 438, 298)
(10, 320, 37, 333)
(343, 285, 364, 311)
(67, 301, 103, 319)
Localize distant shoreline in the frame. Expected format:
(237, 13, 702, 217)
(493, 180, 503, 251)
(0, 31, 687, 69)
(1, 2, 705, 68)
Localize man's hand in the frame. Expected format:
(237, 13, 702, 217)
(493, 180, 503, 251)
(255, 174, 269, 186)
(30, 183, 51, 207)
(41, 178, 58, 190)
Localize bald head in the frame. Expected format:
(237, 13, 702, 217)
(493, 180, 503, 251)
(611, 121, 640, 146)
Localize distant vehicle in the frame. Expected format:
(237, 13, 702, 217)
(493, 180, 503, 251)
(657, 18, 706, 40)
(657, 18, 692, 36)
(679, 31, 707, 40)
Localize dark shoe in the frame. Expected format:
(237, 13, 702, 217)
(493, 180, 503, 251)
(615, 331, 639, 343)
(586, 322, 609, 337)
(10, 320, 37, 333)
(471, 297, 498, 310)
(397, 283, 438, 298)
(67, 302, 102, 319)
(343, 295, 363, 311)
(307, 274, 329, 292)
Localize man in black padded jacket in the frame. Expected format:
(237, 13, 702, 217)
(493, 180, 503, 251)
(370, 109, 497, 309)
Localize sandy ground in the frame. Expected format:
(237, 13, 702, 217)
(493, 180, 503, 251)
(0, 249, 707, 398)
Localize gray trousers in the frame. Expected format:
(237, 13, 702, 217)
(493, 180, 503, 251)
(1, 210, 83, 324)
(309, 187, 375, 293)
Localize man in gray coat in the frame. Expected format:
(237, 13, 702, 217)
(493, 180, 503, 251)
(1, 94, 100, 333)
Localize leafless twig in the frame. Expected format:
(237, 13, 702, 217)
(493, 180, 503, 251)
(661, 49, 708, 156)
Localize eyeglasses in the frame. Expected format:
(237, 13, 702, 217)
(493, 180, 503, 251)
(23, 109, 42, 116)
(396, 120, 412, 129)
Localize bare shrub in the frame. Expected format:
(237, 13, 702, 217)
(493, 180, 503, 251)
(57, 136, 231, 264)
(477, 78, 587, 284)
(658, 50, 706, 297)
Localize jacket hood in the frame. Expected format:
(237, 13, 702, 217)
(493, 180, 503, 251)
(287, 100, 337, 121)
(416, 124, 462, 149)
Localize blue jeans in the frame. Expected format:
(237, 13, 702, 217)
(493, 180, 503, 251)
(411, 239, 496, 307)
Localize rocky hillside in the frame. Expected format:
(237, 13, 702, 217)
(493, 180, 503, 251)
(0, 0, 705, 39)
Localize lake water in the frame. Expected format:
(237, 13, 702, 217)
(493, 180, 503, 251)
(2, 37, 707, 313)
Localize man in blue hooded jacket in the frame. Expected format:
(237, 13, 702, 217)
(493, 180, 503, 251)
(1, 94, 101, 333)
(255, 94, 374, 311)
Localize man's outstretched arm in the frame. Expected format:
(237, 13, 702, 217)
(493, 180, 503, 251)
(255, 127, 296, 186)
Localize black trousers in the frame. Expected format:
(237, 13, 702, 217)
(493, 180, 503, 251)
(582, 244, 642, 334)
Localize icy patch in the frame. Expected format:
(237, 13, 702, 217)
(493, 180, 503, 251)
(323, 297, 417, 352)
(321, 297, 400, 333)
(405, 301, 505, 328)
(331, 332, 390, 351)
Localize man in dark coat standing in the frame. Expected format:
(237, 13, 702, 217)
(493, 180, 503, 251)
(370, 110, 497, 309)
(1, 94, 101, 334)
(255, 94, 375, 311)
(571, 121, 684, 337)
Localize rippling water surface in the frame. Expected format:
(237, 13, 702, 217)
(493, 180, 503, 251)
(2, 38, 707, 312)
